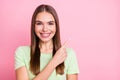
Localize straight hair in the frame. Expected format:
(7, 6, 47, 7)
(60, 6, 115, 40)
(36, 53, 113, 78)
(30, 4, 64, 75)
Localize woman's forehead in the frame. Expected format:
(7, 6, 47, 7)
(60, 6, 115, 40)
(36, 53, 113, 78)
(35, 12, 55, 22)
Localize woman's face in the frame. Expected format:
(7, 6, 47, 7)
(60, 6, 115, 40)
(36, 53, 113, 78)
(35, 11, 56, 42)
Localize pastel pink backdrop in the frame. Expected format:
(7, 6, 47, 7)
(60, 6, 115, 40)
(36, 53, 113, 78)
(0, 0, 120, 80)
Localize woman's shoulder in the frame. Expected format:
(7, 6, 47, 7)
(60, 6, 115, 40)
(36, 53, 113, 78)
(15, 45, 30, 57)
(15, 45, 30, 51)
(66, 47, 76, 56)
(15, 46, 31, 70)
(66, 47, 75, 53)
(16, 45, 30, 49)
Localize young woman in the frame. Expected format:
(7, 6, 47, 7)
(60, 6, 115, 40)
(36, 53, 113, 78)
(15, 4, 79, 80)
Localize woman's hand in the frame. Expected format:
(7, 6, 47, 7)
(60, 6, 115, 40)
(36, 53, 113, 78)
(52, 40, 68, 67)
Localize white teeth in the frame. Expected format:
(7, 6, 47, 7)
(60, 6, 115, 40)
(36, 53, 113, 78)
(40, 33, 50, 38)
(42, 33, 49, 36)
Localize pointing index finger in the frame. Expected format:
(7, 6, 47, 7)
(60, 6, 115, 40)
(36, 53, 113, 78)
(62, 38, 70, 49)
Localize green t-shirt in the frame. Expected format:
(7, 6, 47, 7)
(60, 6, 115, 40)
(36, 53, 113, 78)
(15, 46, 79, 80)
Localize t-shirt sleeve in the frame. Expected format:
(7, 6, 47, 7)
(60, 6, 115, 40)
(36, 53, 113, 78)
(14, 46, 25, 70)
(66, 48, 79, 74)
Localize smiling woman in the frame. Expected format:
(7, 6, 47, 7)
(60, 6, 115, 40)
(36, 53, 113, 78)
(35, 12, 56, 43)
(14, 4, 79, 80)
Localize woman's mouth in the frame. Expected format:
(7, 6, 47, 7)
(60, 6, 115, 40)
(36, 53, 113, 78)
(40, 33, 51, 38)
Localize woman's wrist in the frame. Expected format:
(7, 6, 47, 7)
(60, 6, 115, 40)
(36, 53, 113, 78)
(50, 57, 58, 68)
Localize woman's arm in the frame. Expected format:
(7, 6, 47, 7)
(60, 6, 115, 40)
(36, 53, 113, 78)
(33, 44, 67, 80)
(15, 59, 56, 80)
(15, 66, 29, 80)
(67, 74, 78, 80)
(32, 57, 59, 80)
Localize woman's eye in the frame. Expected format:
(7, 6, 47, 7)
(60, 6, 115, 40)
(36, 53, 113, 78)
(48, 22, 54, 25)
(36, 22, 42, 25)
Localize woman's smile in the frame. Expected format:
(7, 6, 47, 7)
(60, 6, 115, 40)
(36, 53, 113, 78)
(40, 32, 51, 38)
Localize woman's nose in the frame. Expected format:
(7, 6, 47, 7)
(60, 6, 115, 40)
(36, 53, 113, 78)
(42, 24, 48, 32)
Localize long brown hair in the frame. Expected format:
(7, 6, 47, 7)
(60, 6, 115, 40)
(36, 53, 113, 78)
(30, 4, 64, 75)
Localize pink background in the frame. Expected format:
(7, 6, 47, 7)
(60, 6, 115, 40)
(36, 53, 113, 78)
(0, 0, 120, 80)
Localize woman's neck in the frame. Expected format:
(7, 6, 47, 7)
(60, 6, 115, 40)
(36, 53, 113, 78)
(39, 40, 53, 53)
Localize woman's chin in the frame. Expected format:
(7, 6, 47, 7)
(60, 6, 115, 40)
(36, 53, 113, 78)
(40, 38, 52, 43)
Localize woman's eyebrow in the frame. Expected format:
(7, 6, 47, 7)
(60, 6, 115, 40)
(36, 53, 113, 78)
(48, 21, 55, 23)
(35, 20, 55, 23)
(35, 20, 42, 22)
